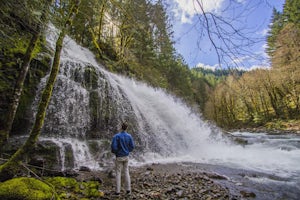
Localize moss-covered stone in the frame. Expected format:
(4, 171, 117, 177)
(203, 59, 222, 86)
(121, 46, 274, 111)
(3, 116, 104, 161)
(33, 141, 62, 171)
(46, 177, 78, 190)
(0, 177, 57, 200)
(45, 177, 104, 199)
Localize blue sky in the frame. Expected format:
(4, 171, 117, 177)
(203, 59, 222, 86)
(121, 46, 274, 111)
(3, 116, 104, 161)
(167, 0, 285, 70)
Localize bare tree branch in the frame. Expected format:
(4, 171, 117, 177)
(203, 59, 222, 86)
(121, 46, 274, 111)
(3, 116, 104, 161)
(173, 0, 273, 69)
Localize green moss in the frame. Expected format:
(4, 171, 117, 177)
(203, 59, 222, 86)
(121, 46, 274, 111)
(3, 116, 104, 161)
(46, 177, 78, 190)
(81, 181, 102, 198)
(86, 188, 99, 197)
(3, 32, 44, 59)
(58, 192, 68, 199)
(0, 177, 57, 200)
(45, 177, 104, 199)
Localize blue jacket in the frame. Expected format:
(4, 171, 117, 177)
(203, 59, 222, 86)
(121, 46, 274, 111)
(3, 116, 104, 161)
(111, 131, 134, 157)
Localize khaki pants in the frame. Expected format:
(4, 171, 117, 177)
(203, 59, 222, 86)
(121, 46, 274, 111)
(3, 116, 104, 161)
(115, 156, 131, 193)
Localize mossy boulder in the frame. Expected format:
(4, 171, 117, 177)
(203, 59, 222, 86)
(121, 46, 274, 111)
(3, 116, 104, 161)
(0, 177, 57, 200)
(45, 177, 104, 199)
(0, 177, 104, 200)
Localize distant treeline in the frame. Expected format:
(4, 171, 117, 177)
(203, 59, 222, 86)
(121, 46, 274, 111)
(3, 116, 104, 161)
(192, 67, 246, 78)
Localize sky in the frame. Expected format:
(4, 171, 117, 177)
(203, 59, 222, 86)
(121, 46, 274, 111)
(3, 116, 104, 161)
(166, 0, 285, 70)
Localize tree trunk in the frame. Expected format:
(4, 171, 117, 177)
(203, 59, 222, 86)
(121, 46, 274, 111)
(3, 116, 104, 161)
(98, 1, 107, 42)
(0, 0, 53, 147)
(89, 27, 103, 56)
(0, 0, 81, 181)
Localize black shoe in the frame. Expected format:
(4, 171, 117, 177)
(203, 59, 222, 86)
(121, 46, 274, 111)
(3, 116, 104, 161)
(114, 192, 120, 196)
(126, 190, 131, 195)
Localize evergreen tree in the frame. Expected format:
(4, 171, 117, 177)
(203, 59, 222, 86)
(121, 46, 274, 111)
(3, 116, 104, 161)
(283, 0, 300, 25)
(266, 8, 284, 57)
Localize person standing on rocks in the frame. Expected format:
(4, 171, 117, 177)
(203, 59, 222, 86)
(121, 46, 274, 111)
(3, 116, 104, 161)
(111, 122, 135, 195)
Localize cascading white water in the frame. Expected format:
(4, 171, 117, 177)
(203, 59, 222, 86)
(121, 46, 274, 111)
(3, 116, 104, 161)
(35, 24, 300, 184)
(39, 137, 99, 171)
(108, 72, 300, 180)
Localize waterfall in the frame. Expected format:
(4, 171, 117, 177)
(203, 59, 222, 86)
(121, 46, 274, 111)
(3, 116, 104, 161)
(30, 24, 300, 182)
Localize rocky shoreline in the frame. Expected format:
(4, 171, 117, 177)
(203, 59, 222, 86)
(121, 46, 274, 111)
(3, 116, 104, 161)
(76, 163, 247, 200)
(229, 128, 300, 135)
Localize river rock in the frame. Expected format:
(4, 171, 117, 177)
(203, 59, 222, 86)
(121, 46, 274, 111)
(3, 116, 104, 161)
(79, 166, 91, 172)
(240, 190, 256, 198)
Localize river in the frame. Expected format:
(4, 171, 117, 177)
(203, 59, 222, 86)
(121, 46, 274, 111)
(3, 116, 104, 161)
(182, 132, 300, 200)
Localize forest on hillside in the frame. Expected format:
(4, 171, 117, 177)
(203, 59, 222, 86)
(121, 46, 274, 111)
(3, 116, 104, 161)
(0, 0, 299, 134)
(204, 0, 300, 129)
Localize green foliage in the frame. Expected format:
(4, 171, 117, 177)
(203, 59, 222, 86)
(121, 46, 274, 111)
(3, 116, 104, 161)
(0, 177, 57, 200)
(67, 0, 201, 105)
(205, 66, 300, 129)
(267, 0, 300, 57)
(265, 120, 286, 130)
(191, 67, 244, 87)
(283, 0, 300, 25)
(266, 8, 284, 57)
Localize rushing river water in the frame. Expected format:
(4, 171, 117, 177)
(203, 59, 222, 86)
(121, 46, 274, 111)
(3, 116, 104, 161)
(30, 24, 300, 199)
(131, 131, 300, 199)
(185, 132, 300, 200)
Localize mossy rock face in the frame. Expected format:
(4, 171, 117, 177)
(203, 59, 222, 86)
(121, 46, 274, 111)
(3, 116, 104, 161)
(30, 140, 64, 174)
(0, 51, 51, 135)
(0, 177, 57, 200)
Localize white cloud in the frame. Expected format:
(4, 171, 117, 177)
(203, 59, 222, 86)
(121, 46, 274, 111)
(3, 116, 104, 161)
(261, 43, 268, 50)
(231, 56, 250, 65)
(248, 65, 270, 71)
(260, 43, 270, 59)
(257, 28, 269, 36)
(173, 0, 226, 23)
(196, 63, 218, 71)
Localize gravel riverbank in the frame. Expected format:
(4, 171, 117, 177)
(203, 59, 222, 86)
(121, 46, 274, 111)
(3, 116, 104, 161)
(76, 163, 240, 199)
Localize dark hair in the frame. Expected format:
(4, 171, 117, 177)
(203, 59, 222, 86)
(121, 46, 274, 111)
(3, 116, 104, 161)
(121, 122, 128, 130)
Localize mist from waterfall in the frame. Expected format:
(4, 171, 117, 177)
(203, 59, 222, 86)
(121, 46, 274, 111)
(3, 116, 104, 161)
(33, 24, 300, 182)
